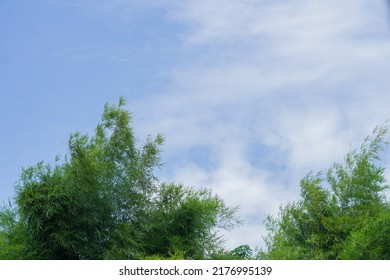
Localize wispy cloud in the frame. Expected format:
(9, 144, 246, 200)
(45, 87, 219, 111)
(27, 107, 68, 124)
(53, 0, 390, 249)
(132, 0, 390, 249)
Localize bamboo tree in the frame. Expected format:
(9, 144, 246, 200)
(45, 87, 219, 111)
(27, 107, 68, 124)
(0, 97, 239, 260)
(261, 123, 390, 259)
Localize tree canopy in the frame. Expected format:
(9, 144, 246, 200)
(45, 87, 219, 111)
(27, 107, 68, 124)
(0, 98, 240, 260)
(2, 97, 389, 260)
(260, 123, 390, 259)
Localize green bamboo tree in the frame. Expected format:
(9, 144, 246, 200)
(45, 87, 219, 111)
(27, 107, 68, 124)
(0, 97, 239, 259)
(261, 123, 390, 259)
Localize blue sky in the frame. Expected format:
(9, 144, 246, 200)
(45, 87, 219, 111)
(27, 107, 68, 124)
(1, 0, 390, 250)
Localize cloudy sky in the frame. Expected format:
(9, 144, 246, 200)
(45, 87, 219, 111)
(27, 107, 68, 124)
(1, 0, 390, 250)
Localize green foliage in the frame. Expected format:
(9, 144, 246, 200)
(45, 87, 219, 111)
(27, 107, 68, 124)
(205, 244, 258, 260)
(231, 244, 254, 260)
(0, 205, 27, 259)
(145, 248, 186, 260)
(340, 209, 390, 259)
(0, 98, 239, 260)
(261, 123, 390, 260)
(140, 183, 241, 260)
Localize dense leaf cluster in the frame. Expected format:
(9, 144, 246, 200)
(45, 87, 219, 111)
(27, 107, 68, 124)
(260, 124, 390, 259)
(0, 98, 240, 260)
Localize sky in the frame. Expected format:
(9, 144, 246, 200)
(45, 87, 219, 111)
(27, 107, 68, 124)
(1, 0, 390, 251)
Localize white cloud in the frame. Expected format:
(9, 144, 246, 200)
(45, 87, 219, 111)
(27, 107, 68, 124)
(130, 0, 390, 250)
(54, 0, 390, 249)
(171, 143, 296, 250)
